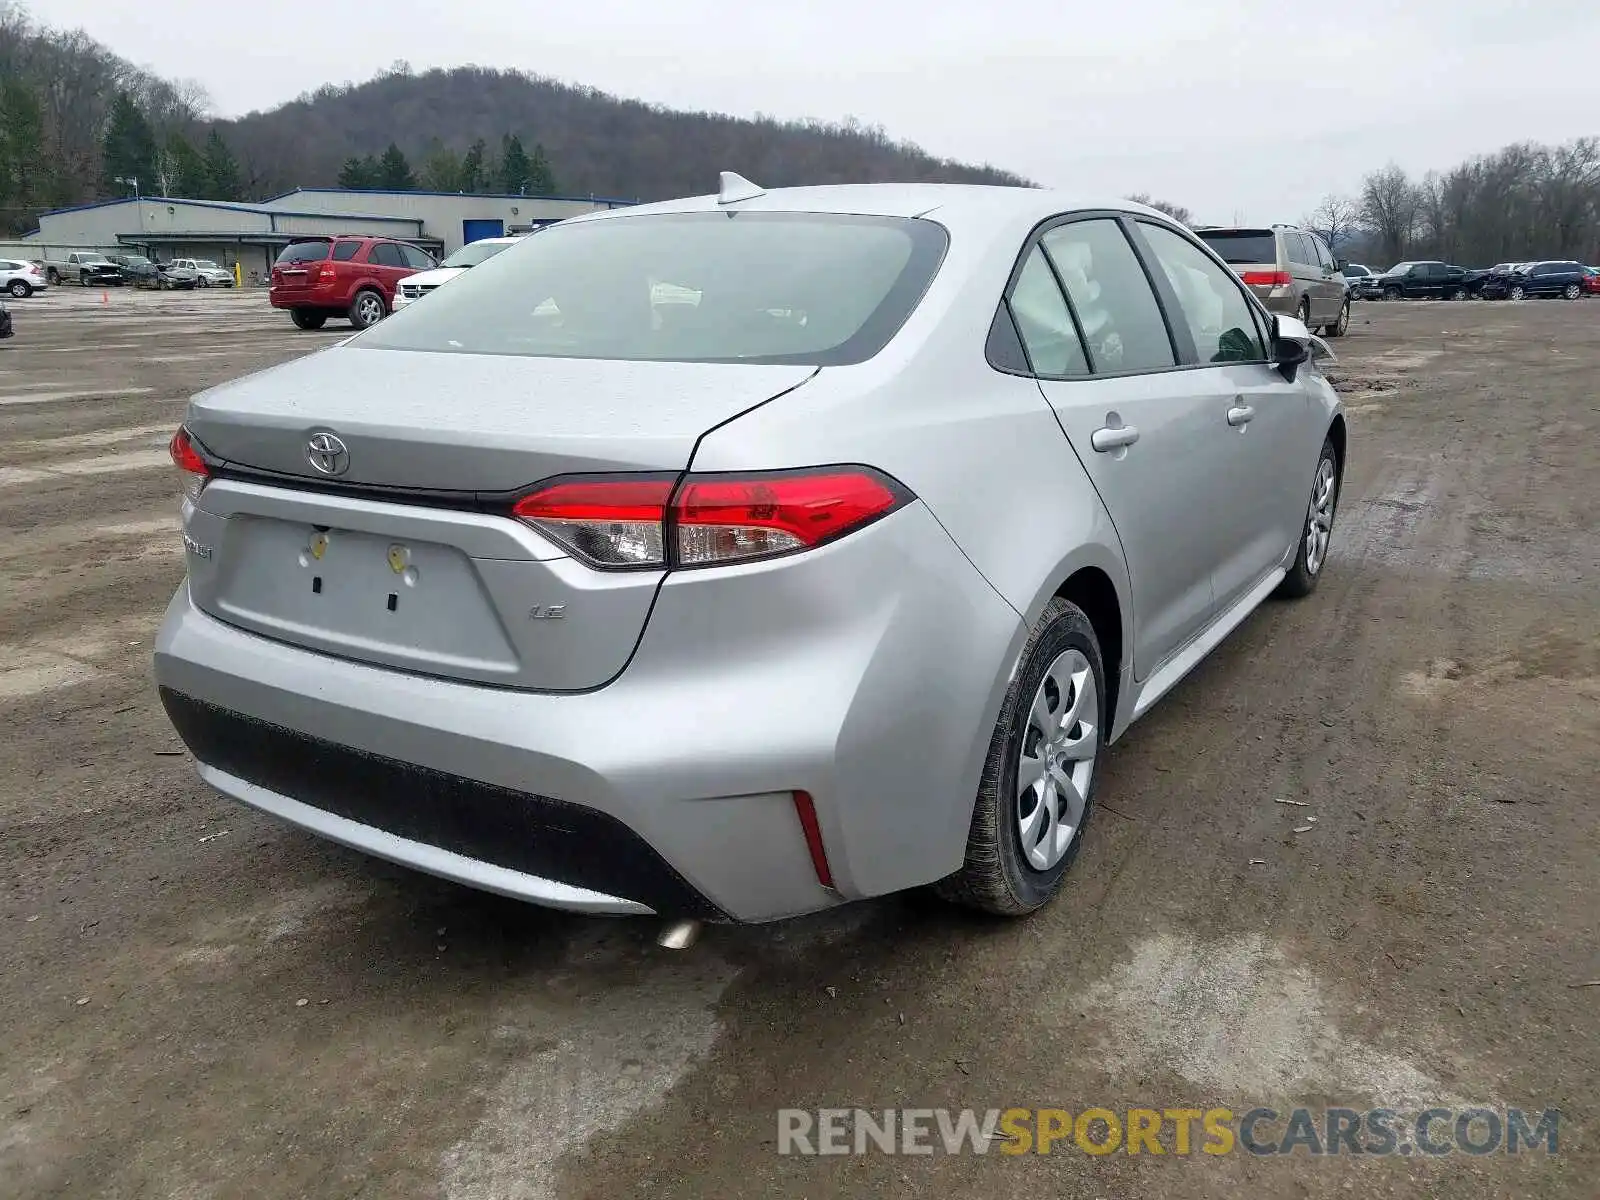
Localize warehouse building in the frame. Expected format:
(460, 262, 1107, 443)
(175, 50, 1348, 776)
(14, 188, 635, 279)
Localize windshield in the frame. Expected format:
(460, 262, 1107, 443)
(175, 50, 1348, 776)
(79, 254, 109, 263)
(276, 241, 331, 265)
(1344, 265, 1370, 277)
(1389, 262, 1417, 274)
(441, 241, 514, 269)
(123, 256, 151, 266)
(193, 260, 219, 269)
(1194, 231, 1276, 265)
(355, 212, 949, 366)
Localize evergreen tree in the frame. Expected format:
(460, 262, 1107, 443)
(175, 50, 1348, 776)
(459, 138, 488, 193)
(420, 139, 462, 191)
(499, 134, 531, 194)
(200, 129, 243, 200)
(101, 93, 157, 194)
(374, 142, 416, 190)
(0, 78, 46, 214)
(527, 143, 556, 195)
(337, 155, 375, 189)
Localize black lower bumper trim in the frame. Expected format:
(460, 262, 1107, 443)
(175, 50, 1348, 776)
(158, 687, 723, 919)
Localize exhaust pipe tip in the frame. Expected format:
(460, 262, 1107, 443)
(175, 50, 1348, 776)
(656, 918, 702, 951)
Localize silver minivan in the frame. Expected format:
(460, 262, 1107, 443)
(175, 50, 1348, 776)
(1195, 224, 1350, 338)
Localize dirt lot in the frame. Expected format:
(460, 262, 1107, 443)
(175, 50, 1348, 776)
(1, 288, 1595, 1199)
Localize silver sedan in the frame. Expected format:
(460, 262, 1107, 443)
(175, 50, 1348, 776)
(154, 178, 1344, 924)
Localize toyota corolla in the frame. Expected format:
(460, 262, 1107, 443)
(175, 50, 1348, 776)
(155, 176, 1345, 924)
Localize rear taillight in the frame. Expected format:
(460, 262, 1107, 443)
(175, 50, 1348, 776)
(1241, 271, 1293, 288)
(512, 468, 910, 570)
(169, 426, 209, 504)
(316, 264, 337, 282)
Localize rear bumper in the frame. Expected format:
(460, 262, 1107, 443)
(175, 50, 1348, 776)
(1247, 284, 1295, 315)
(269, 287, 342, 310)
(153, 501, 1024, 922)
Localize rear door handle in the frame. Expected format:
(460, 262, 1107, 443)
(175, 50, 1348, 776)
(1227, 404, 1255, 427)
(1090, 425, 1140, 452)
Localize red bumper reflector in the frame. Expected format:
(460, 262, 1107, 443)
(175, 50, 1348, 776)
(792, 790, 834, 890)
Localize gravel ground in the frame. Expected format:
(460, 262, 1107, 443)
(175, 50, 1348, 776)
(1, 288, 1595, 1199)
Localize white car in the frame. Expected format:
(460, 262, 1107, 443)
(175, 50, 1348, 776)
(0, 258, 49, 298)
(172, 259, 235, 288)
(393, 237, 521, 309)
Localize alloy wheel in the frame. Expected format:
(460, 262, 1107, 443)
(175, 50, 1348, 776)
(7, 280, 26, 298)
(1016, 648, 1098, 871)
(1304, 456, 1336, 576)
(356, 294, 384, 326)
(1563, 283, 1580, 299)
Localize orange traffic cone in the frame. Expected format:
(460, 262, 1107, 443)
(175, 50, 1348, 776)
(101, 290, 108, 305)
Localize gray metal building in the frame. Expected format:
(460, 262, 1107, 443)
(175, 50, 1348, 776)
(17, 188, 635, 278)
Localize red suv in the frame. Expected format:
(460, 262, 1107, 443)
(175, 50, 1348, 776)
(269, 236, 436, 331)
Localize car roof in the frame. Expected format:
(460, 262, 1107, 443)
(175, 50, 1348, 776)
(566, 182, 1173, 233)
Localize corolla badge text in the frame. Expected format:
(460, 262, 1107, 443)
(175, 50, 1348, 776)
(182, 532, 212, 559)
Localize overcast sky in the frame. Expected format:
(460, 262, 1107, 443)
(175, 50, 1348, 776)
(40, 0, 1600, 223)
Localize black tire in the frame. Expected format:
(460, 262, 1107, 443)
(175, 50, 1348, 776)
(1451, 287, 1469, 301)
(7, 280, 30, 298)
(1297, 297, 1312, 328)
(46, 268, 60, 285)
(198, 276, 210, 289)
(1383, 286, 1402, 302)
(348, 288, 386, 329)
(1562, 282, 1581, 300)
(1508, 284, 1525, 301)
(937, 597, 1105, 916)
(290, 308, 328, 331)
(1324, 299, 1350, 338)
(1276, 437, 1340, 600)
(79, 272, 91, 287)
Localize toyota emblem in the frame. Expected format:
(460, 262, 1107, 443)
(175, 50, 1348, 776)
(305, 432, 350, 476)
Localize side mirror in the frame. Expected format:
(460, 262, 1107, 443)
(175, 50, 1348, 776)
(1271, 314, 1313, 382)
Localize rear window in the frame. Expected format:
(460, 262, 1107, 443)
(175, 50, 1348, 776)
(277, 241, 330, 265)
(1195, 231, 1277, 265)
(354, 211, 949, 366)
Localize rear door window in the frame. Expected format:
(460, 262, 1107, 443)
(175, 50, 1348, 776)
(1041, 219, 1175, 374)
(1006, 246, 1089, 377)
(370, 243, 405, 268)
(331, 241, 363, 262)
(399, 244, 434, 270)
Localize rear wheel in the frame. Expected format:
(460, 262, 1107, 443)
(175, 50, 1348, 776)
(46, 268, 60, 285)
(349, 288, 386, 329)
(1297, 297, 1312, 328)
(7, 280, 30, 298)
(1383, 285, 1402, 301)
(1450, 286, 1469, 301)
(1562, 282, 1581, 300)
(1276, 438, 1339, 599)
(1509, 284, 1526, 301)
(290, 308, 328, 331)
(937, 597, 1104, 916)
(1324, 298, 1349, 337)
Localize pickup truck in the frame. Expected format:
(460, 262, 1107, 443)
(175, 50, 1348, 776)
(1372, 261, 1483, 301)
(42, 252, 124, 287)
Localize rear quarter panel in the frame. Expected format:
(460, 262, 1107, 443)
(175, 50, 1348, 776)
(690, 209, 1135, 859)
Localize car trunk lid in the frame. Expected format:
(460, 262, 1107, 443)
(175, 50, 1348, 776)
(181, 347, 816, 691)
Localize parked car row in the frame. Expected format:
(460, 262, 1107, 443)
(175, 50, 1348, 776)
(12, 251, 241, 293)
(1347, 259, 1597, 301)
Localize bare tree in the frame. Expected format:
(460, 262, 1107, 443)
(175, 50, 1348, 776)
(1360, 164, 1422, 266)
(1125, 192, 1192, 225)
(1307, 194, 1359, 252)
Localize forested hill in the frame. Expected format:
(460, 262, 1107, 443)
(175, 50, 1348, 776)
(215, 65, 1033, 200)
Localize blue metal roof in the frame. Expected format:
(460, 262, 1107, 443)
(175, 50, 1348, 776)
(36, 195, 424, 223)
(264, 186, 638, 206)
